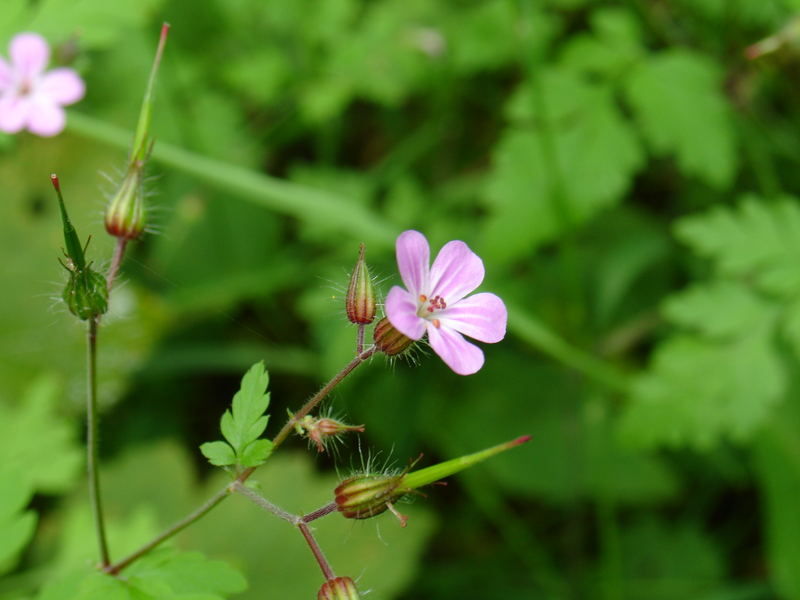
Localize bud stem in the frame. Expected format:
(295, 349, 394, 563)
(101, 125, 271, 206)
(230, 481, 296, 524)
(86, 317, 111, 567)
(273, 346, 376, 449)
(106, 237, 128, 293)
(298, 521, 336, 580)
(356, 323, 365, 355)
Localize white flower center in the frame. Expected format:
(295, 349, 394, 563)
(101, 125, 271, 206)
(417, 294, 446, 328)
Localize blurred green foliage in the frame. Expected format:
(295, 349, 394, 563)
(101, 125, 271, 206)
(3, 0, 800, 598)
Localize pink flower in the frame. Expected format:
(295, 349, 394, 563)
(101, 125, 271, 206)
(385, 230, 507, 375)
(0, 33, 84, 137)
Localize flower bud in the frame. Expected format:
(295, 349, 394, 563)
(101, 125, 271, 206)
(52, 174, 109, 320)
(334, 472, 408, 522)
(63, 268, 109, 320)
(294, 414, 364, 453)
(334, 436, 531, 527)
(318, 577, 361, 600)
(345, 243, 376, 324)
(372, 317, 413, 356)
(104, 160, 146, 240)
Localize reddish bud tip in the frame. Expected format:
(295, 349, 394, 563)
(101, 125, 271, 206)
(50, 173, 60, 191)
(513, 435, 532, 446)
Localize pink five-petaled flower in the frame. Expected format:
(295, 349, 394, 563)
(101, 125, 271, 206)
(385, 230, 507, 375)
(0, 33, 84, 137)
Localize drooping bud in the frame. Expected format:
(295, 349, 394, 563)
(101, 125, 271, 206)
(52, 174, 109, 320)
(345, 244, 376, 324)
(372, 317, 413, 356)
(104, 23, 170, 240)
(334, 436, 531, 527)
(318, 577, 361, 600)
(293, 413, 365, 453)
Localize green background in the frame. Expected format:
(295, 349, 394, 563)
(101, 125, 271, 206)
(3, 0, 800, 598)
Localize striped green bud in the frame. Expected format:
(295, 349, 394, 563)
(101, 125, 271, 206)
(345, 243, 376, 324)
(317, 577, 361, 600)
(372, 317, 413, 356)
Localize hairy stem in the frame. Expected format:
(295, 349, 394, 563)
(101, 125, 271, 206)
(105, 348, 376, 574)
(87, 317, 110, 568)
(231, 481, 296, 524)
(298, 522, 335, 580)
(272, 346, 376, 450)
(105, 487, 230, 575)
(106, 237, 128, 293)
(356, 323, 365, 356)
(303, 502, 338, 523)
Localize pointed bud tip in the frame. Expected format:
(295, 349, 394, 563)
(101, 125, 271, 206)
(512, 435, 532, 446)
(50, 173, 60, 191)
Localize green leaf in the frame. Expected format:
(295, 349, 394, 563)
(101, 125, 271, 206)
(621, 321, 784, 448)
(203, 362, 272, 469)
(0, 469, 36, 575)
(199, 442, 236, 467)
(238, 439, 274, 468)
(127, 549, 247, 599)
(561, 7, 644, 78)
(624, 49, 736, 188)
(483, 69, 643, 262)
(675, 196, 800, 295)
(754, 407, 800, 599)
(0, 375, 82, 493)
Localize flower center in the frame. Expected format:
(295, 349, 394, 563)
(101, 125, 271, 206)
(417, 294, 446, 327)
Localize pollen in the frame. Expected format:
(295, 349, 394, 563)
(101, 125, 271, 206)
(432, 318, 441, 328)
(419, 294, 428, 302)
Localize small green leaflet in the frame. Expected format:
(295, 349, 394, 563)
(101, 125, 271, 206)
(200, 362, 273, 469)
(0, 469, 36, 575)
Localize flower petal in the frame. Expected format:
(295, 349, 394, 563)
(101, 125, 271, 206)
(0, 94, 30, 133)
(440, 292, 507, 343)
(386, 286, 426, 340)
(396, 230, 430, 297)
(39, 68, 84, 105)
(427, 323, 485, 375)
(0, 57, 12, 90)
(10, 33, 50, 79)
(429, 240, 484, 304)
(25, 96, 65, 136)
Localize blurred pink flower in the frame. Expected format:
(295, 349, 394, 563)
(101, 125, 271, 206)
(0, 33, 84, 137)
(385, 230, 507, 375)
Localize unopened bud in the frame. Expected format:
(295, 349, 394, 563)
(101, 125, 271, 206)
(345, 244, 376, 324)
(372, 317, 413, 356)
(294, 414, 364, 453)
(334, 436, 531, 527)
(318, 577, 361, 600)
(104, 160, 146, 239)
(52, 174, 108, 320)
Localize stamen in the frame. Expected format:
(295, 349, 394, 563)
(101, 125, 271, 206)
(432, 319, 441, 328)
(419, 294, 427, 302)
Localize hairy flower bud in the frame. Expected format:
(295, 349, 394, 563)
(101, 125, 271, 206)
(318, 577, 361, 600)
(104, 160, 146, 240)
(334, 472, 409, 522)
(334, 436, 531, 527)
(345, 243, 376, 324)
(294, 414, 365, 453)
(372, 317, 413, 356)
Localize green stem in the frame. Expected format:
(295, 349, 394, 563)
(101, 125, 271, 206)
(65, 112, 396, 247)
(87, 317, 110, 568)
(106, 347, 376, 574)
(507, 304, 631, 393)
(231, 481, 297, 524)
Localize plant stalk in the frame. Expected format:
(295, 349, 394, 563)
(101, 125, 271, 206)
(87, 317, 111, 568)
(298, 522, 335, 580)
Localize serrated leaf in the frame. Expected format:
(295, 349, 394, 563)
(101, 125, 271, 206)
(203, 362, 272, 469)
(624, 49, 736, 188)
(199, 442, 236, 467)
(663, 281, 770, 339)
(0, 470, 36, 574)
(676, 196, 800, 295)
(238, 439, 274, 468)
(127, 549, 247, 599)
(621, 321, 784, 448)
(0, 375, 82, 493)
(483, 69, 643, 262)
